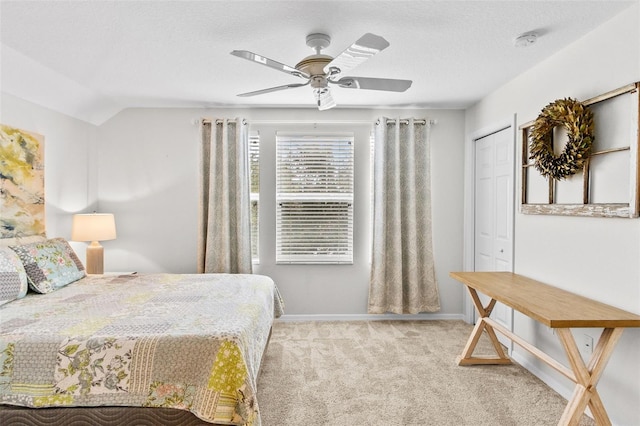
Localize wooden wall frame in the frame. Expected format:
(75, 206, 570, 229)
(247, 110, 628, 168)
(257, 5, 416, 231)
(520, 82, 640, 218)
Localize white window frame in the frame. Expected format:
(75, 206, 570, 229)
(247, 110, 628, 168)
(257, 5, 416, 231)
(276, 132, 354, 264)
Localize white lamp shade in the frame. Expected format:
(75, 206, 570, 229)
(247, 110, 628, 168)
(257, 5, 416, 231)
(71, 213, 117, 242)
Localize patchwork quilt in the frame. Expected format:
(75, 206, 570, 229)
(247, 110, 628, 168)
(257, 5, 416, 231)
(0, 273, 283, 425)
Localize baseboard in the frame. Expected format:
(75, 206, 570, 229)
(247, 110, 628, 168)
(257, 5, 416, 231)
(276, 313, 465, 322)
(510, 350, 594, 420)
(510, 350, 572, 398)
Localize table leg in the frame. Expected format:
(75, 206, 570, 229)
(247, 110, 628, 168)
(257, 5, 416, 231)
(555, 327, 623, 426)
(456, 286, 511, 365)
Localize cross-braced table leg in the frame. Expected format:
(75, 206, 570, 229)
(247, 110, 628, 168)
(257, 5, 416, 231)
(456, 286, 511, 365)
(556, 327, 623, 426)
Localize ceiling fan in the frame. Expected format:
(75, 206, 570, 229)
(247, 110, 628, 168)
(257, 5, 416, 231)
(230, 33, 412, 110)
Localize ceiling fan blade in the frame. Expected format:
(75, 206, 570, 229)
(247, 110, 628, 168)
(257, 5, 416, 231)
(314, 88, 336, 111)
(238, 82, 309, 97)
(231, 50, 310, 79)
(323, 33, 390, 76)
(333, 77, 412, 92)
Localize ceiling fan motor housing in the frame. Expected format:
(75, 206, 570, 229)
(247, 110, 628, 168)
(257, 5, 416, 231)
(295, 55, 332, 88)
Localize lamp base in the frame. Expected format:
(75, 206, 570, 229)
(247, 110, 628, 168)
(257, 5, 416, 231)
(86, 241, 104, 274)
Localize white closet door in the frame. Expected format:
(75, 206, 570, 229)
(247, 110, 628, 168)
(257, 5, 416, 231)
(474, 127, 514, 348)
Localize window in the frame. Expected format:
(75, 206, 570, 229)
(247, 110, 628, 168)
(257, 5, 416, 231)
(249, 134, 259, 262)
(276, 133, 354, 264)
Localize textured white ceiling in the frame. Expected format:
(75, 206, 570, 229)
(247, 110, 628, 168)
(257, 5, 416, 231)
(0, 0, 636, 124)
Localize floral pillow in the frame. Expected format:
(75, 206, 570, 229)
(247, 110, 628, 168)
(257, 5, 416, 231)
(10, 238, 86, 294)
(0, 247, 29, 305)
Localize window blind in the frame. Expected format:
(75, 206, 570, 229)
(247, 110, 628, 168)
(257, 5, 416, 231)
(276, 134, 354, 264)
(249, 134, 260, 261)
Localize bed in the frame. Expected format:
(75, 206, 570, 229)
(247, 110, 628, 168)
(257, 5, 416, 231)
(0, 237, 283, 425)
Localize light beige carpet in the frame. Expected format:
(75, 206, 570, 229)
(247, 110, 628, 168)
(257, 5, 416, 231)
(257, 320, 594, 426)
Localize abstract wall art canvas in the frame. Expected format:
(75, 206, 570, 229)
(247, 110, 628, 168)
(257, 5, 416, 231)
(0, 124, 45, 238)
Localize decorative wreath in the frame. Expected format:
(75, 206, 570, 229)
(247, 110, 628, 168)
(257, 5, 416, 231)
(529, 98, 594, 180)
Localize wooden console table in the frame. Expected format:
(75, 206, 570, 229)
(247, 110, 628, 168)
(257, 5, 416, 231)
(449, 271, 640, 426)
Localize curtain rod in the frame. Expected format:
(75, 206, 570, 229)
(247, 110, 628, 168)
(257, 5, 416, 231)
(200, 118, 247, 125)
(199, 118, 436, 126)
(375, 119, 434, 125)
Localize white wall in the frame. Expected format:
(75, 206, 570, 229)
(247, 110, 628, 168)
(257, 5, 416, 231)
(97, 107, 466, 316)
(97, 108, 201, 273)
(0, 92, 98, 257)
(465, 4, 640, 425)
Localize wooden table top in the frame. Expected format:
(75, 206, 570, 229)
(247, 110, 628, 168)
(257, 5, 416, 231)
(450, 271, 640, 328)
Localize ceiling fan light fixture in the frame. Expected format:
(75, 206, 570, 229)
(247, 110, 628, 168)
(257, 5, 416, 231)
(310, 75, 328, 89)
(314, 88, 336, 111)
(514, 32, 538, 48)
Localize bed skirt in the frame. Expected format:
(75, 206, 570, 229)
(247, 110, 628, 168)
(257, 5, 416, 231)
(0, 405, 218, 425)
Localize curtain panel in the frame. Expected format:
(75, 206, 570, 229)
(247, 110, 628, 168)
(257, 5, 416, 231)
(368, 117, 440, 314)
(198, 118, 253, 274)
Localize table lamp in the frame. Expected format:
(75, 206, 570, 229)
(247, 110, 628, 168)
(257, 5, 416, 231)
(71, 213, 117, 274)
